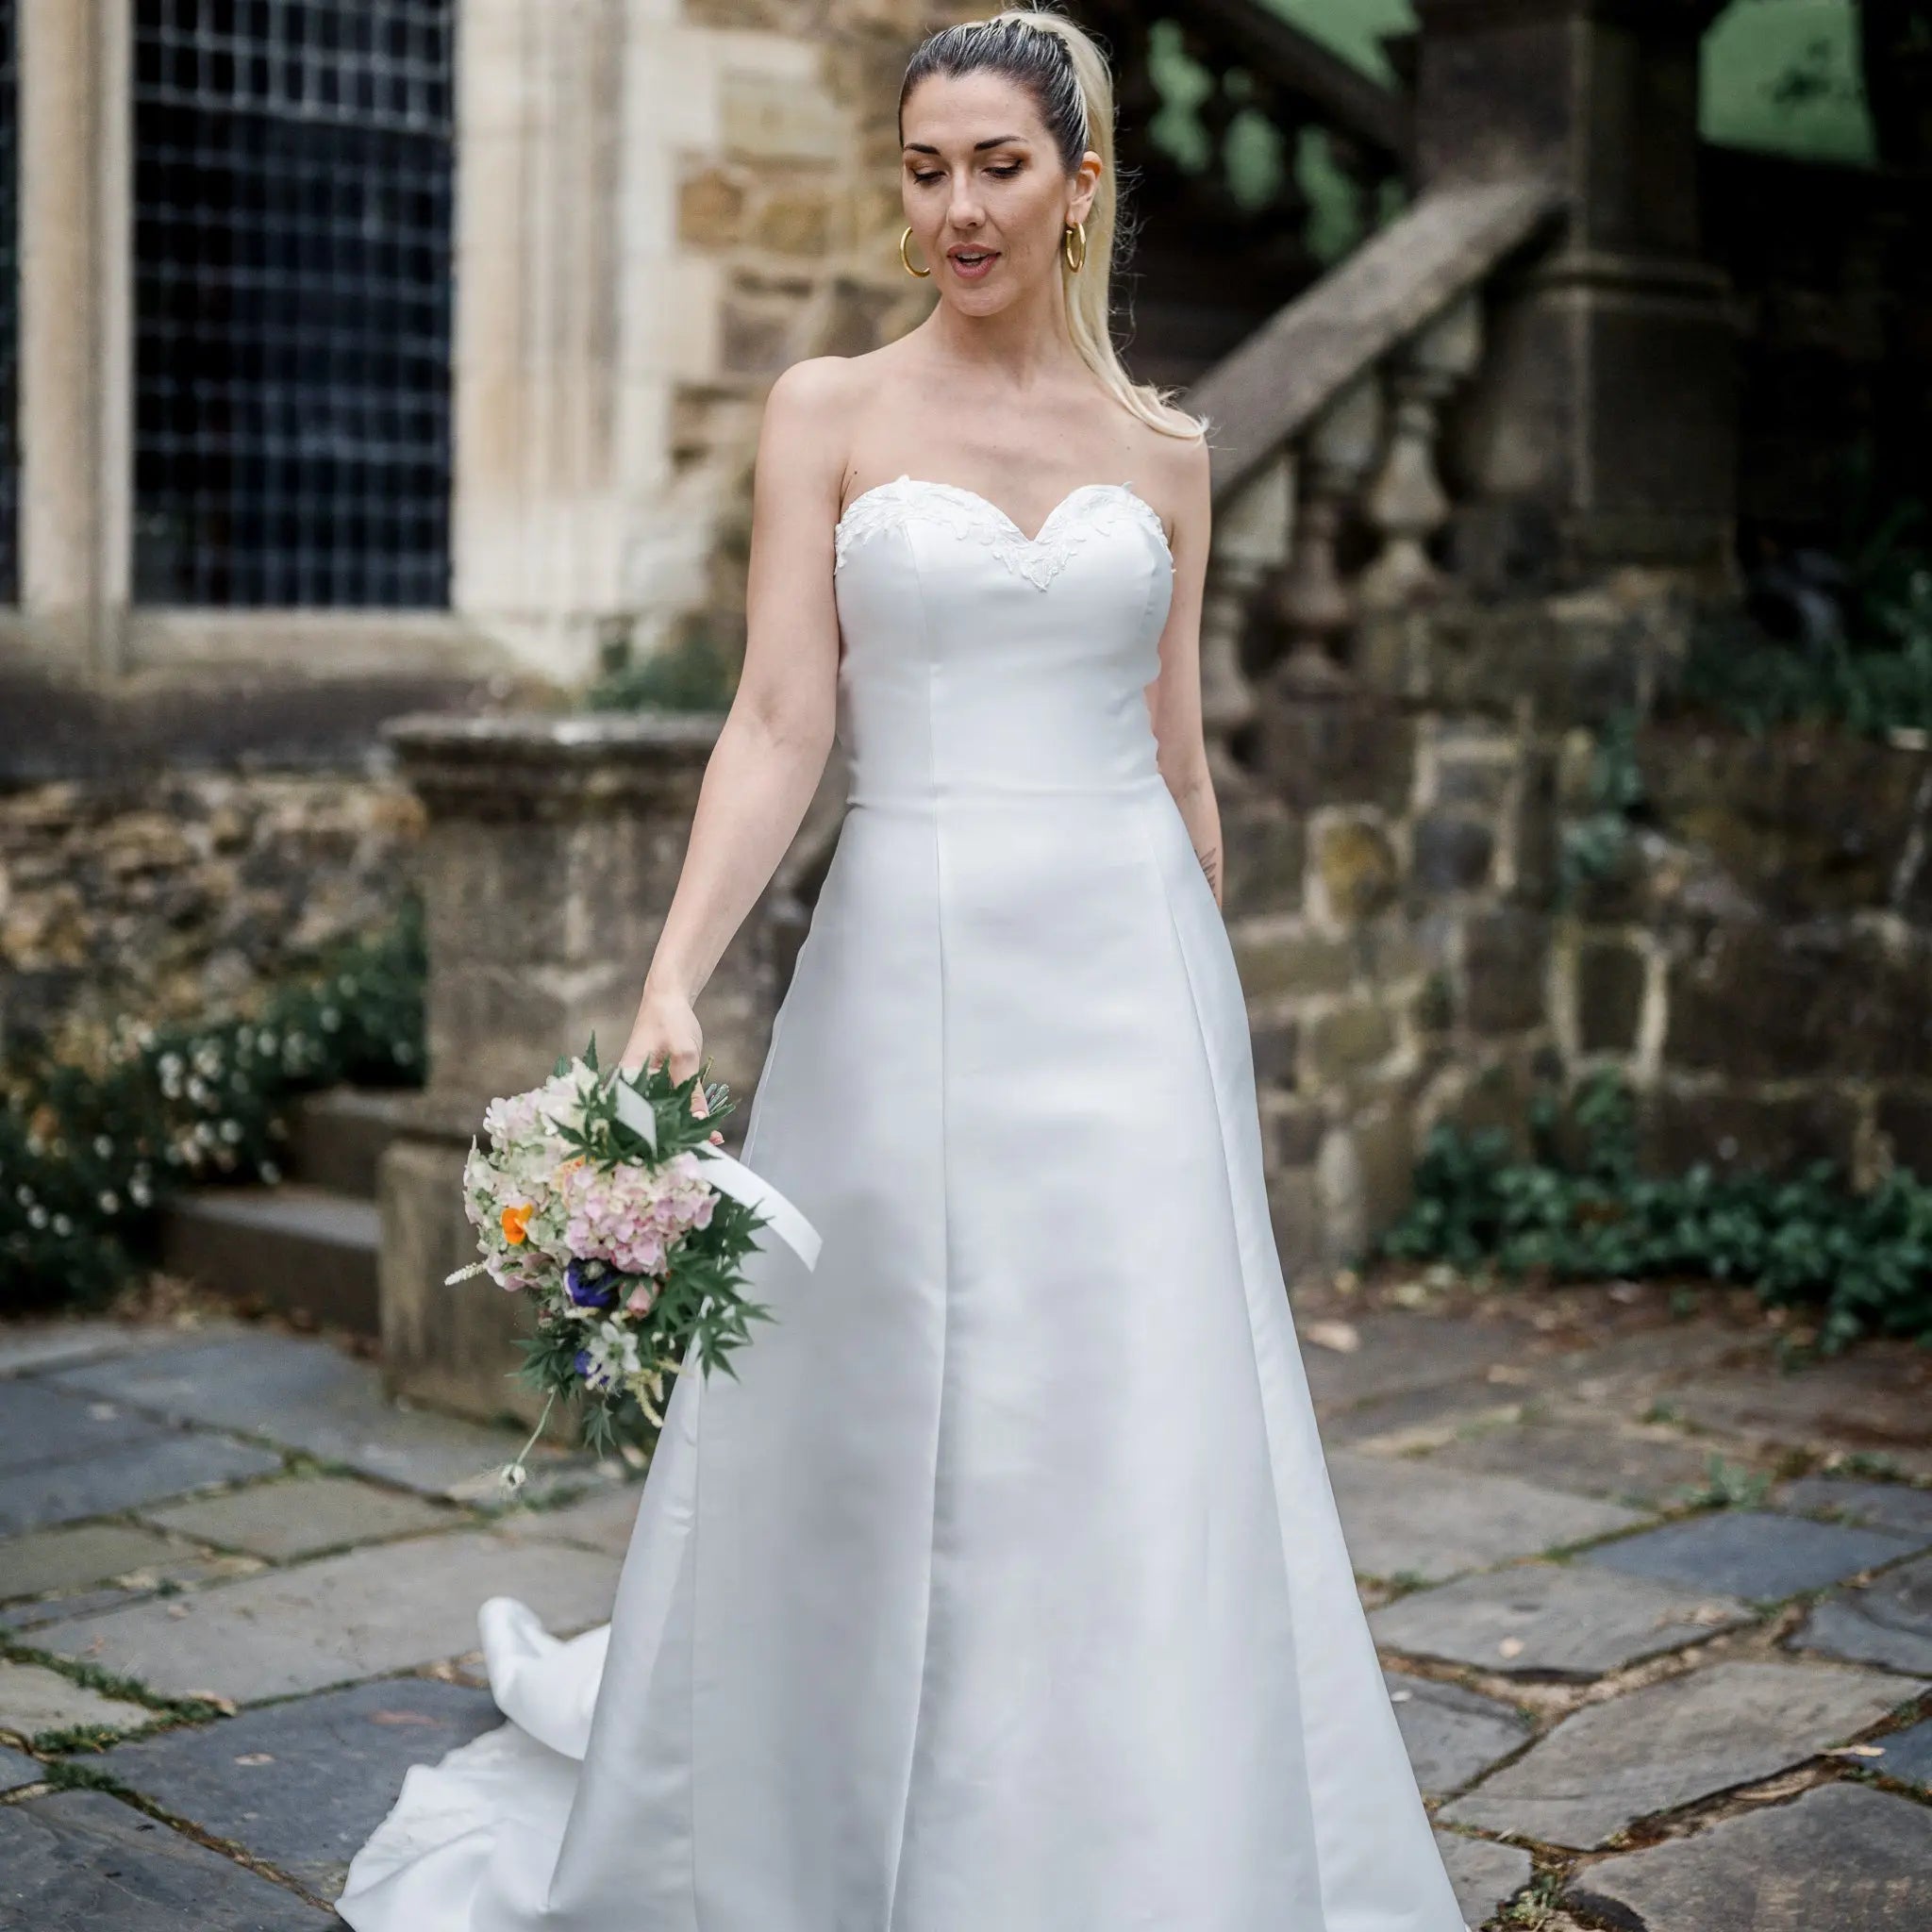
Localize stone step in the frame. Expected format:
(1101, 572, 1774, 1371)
(159, 1183, 380, 1336)
(287, 1086, 411, 1201)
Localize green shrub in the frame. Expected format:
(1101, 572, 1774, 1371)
(0, 901, 425, 1312)
(1379, 1072, 1932, 1352)
(585, 630, 734, 713)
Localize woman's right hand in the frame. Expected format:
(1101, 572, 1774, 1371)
(620, 985, 722, 1142)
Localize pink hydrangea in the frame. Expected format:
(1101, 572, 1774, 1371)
(558, 1150, 717, 1279)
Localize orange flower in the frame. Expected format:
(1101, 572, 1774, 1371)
(501, 1202, 534, 1245)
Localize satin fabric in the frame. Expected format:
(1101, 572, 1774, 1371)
(337, 475, 1467, 1931)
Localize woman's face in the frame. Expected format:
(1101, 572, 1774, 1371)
(899, 70, 1099, 311)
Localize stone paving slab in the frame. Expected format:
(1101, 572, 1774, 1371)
(1578, 1508, 1918, 1603)
(0, 1659, 152, 1740)
(1669, 1346, 1932, 1474)
(0, 1429, 285, 1536)
(1310, 1378, 1519, 1452)
(97, 1675, 500, 1898)
(1420, 1420, 1724, 1508)
(3, 1588, 154, 1635)
(141, 1474, 457, 1560)
(1774, 1476, 1932, 1542)
(0, 1740, 45, 1792)
(1301, 1315, 1517, 1413)
(0, 1788, 334, 1928)
(30, 1530, 619, 1704)
(44, 1332, 585, 1499)
(0, 1522, 199, 1601)
(1327, 1450, 1647, 1584)
(1370, 1561, 1754, 1677)
(1566, 1780, 1932, 1931)
(0, 1381, 167, 1473)
(507, 1481, 647, 1558)
(1384, 1670, 1531, 1797)
(1441, 1658, 1923, 1848)
(1875, 1717, 1932, 1790)
(1531, 1322, 1751, 1404)
(2, 1564, 249, 1635)
(1435, 1832, 1533, 1928)
(1792, 1554, 1932, 1675)
(0, 1322, 210, 1379)
(0, 1557, 261, 1637)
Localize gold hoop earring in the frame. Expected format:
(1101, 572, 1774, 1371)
(1062, 219, 1087, 273)
(899, 225, 931, 278)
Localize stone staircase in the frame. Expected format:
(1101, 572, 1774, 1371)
(158, 1089, 409, 1338)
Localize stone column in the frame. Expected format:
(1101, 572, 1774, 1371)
(375, 711, 790, 1425)
(17, 0, 131, 674)
(1410, 0, 1738, 586)
(1197, 452, 1291, 763)
(451, 0, 635, 686)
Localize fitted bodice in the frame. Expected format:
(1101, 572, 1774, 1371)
(831, 476, 1175, 809)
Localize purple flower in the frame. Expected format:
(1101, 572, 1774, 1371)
(565, 1257, 618, 1309)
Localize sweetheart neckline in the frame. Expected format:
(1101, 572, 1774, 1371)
(836, 473, 1174, 563)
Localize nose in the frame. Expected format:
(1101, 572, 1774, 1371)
(945, 171, 986, 231)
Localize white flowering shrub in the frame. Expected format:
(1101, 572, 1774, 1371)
(0, 900, 425, 1309)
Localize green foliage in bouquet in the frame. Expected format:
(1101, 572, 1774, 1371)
(1377, 1071, 1932, 1353)
(456, 1037, 779, 1465)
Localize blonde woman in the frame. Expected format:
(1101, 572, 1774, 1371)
(341, 9, 1465, 1928)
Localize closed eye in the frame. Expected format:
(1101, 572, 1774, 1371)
(909, 163, 1024, 185)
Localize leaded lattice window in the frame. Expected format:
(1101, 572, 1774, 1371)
(132, 0, 456, 608)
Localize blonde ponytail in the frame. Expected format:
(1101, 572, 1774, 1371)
(899, 6, 1208, 442)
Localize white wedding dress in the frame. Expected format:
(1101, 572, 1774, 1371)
(337, 475, 1467, 1931)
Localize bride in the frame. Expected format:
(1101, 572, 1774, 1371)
(339, 8, 1467, 1928)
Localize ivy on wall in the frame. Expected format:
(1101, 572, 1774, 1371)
(1379, 1072, 1932, 1353)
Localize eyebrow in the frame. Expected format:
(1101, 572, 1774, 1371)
(903, 135, 1030, 155)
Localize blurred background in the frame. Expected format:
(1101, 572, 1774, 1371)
(4, 0, 1930, 1333)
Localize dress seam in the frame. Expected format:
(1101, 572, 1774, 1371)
(884, 529, 951, 1932)
(1127, 789, 1329, 1919)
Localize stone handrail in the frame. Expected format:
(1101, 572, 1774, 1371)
(1180, 178, 1567, 729)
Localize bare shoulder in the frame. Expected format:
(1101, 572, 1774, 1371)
(1126, 397, 1212, 536)
(761, 354, 865, 434)
(754, 358, 876, 525)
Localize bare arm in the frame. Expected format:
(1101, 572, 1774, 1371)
(620, 358, 848, 1078)
(1145, 434, 1224, 908)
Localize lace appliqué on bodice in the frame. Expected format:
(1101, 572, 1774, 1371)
(834, 475, 1174, 591)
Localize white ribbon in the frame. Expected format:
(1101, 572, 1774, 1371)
(610, 1075, 822, 1273)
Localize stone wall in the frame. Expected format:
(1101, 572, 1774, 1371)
(1207, 581, 1932, 1276)
(1573, 724, 1932, 1188)
(0, 769, 425, 1058)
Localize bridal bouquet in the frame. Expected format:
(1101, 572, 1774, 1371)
(449, 1041, 821, 1479)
